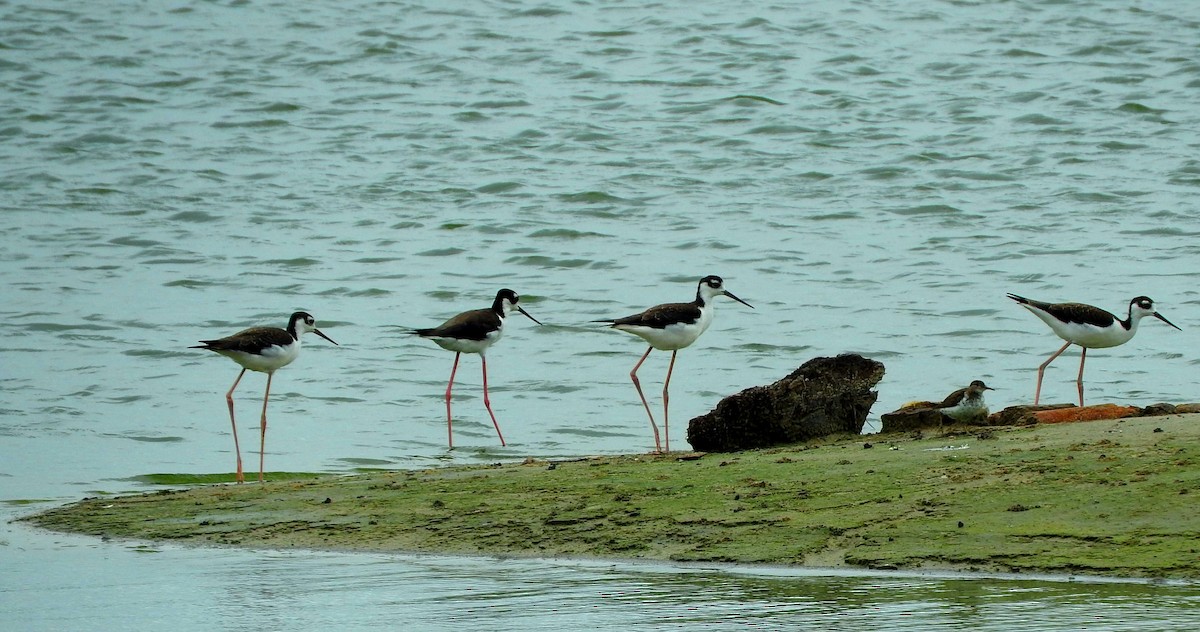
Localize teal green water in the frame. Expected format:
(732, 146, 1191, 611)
(3, 0, 1200, 628)
(4, 521, 1199, 631)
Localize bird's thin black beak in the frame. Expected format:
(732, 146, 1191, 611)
(314, 328, 339, 345)
(517, 306, 543, 326)
(1154, 312, 1182, 331)
(723, 290, 754, 309)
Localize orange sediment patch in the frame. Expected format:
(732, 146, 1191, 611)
(1033, 403, 1140, 424)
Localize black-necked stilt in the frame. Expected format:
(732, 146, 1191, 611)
(411, 288, 541, 448)
(1007, 294, 1180, 406)
(937, 380, 993, 423)
(596, 275, 753, 453)
(190, 311, 337, 483)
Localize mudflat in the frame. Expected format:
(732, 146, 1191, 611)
(23, 413, 1200, 579)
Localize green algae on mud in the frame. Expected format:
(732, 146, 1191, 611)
(130, 472, 328, 486)
(22, 414, 1200, 579)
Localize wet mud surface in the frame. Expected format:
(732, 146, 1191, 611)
(24, 414, 1200, 579)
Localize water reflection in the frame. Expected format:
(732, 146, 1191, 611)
(204, 553, 1200, 631)
(5, 508, 1199, 631)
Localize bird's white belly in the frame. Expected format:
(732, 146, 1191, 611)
(617, 320, 709, 351)
(219, 343, 299, 373)
(433, 329, 501, 355)
(942, 400, 987, 422)
(1052, 322, 1131, 349)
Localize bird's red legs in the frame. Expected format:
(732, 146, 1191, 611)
(1076, 347, 1088, 407)
(257, 372, 273, 483)
(1035, 341, 1072, 405)
(662, 350, 678, 453)
(225, 368, 247, 484)
(481, 356, 506, 447)
(629, 346, 662, 453)
(445, 352, 461, 449)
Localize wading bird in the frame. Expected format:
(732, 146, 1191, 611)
(596, 276, 753, 453)
(191, 311, 337, 483)
(411, 289, 541, 448)
(1007, 294, 1179, 406)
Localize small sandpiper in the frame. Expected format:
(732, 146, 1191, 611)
(191, 311, 338, 483)
(1007, 294, 1180, 406)
(936, 380, 993, 424)
(595, 275, 753, 453)
(410, 288, 541, 448)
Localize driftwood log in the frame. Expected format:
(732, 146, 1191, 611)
(686, 354, 884, 452)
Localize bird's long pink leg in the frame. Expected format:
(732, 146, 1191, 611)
(662, 350, 678, 453)
(258, 372, 273, 483)
(225, 369, 247, 484)
(481, 356, 506, 447)
(630, 346, 661, 453)
(1076, 347, 1088, 407)
(445, 352, 461, 449)
(1035, 341, 1072, 405)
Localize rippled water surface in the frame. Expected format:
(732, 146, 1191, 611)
(3, 0, 1200, 628)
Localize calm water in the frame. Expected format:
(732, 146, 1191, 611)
(3, 0, 1200, 628)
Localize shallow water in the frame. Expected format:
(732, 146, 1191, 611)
(4, 519, 1199, 632)
(3, 0, 1200, 628)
